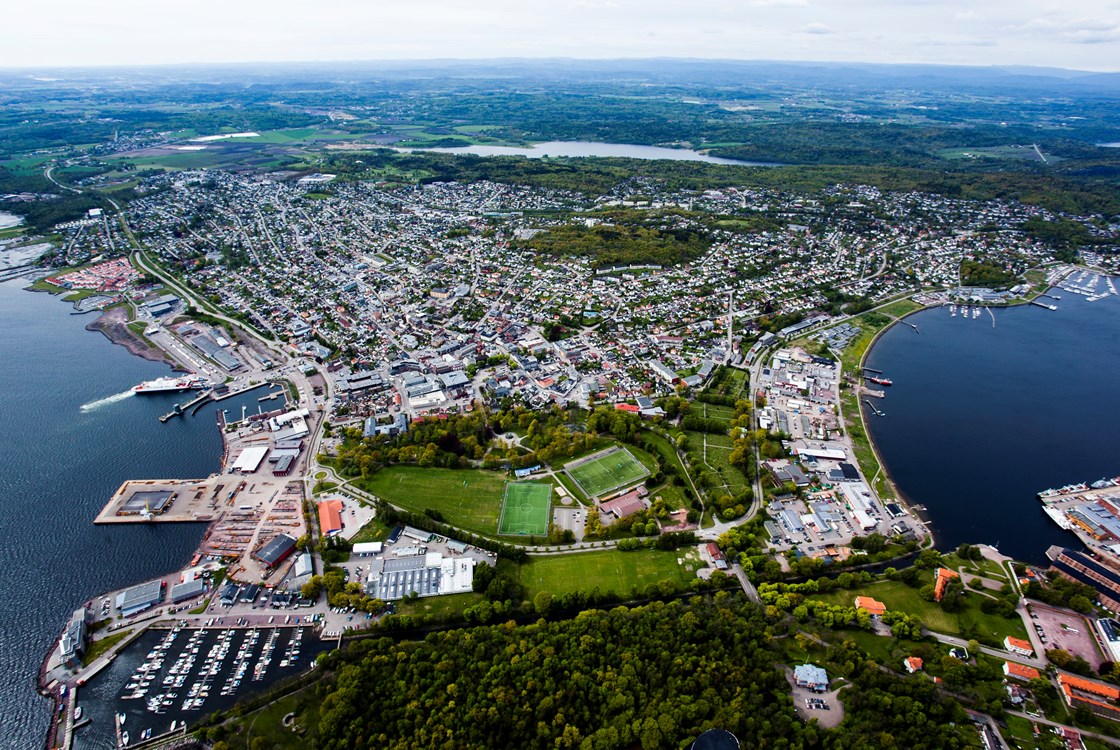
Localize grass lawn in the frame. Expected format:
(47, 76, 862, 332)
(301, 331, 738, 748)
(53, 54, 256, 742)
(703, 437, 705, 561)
(350, 515, 392, 545)
(554, 472, 589, 505)
(356, 466, 507, 537)
(839, 386, 893, 500)
(819, 628, 924, 666)
(697, 402, 735, 422)
(397, 591, 483, 619)
(689, 430, 751, 496)
(648, 480, 688, 511)
(498, 481, 552, 536)
(877, 298, 923, 319)
(565, 447, 649, 498)
(513, 548, 701, 598)
(83, 629, 132, 665)
(243, 684, 321, 747)
(808, 580, 1028, 643)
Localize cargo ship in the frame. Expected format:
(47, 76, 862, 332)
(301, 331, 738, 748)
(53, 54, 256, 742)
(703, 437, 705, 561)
(133, 376, 205, 394)
(867, 376, 893, 386)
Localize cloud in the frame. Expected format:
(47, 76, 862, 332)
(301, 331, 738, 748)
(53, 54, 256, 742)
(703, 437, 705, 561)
(747, 0, 808, 5)
(1013, 16, 1120, 43)
(801, 22, 834, 34)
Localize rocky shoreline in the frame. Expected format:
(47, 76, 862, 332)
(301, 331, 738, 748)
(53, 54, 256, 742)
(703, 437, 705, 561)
(85, 305, 176, 367)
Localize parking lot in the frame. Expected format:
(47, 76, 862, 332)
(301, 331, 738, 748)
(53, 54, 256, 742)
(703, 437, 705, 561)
(553, 506, 586, 541)
(1029, 603, 1105, 670)
(787, 673, 845, 728)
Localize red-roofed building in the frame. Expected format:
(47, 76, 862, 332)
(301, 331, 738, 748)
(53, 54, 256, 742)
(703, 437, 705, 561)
(904, 656, 923, 674)
(1058, 674, 1120, 719)
(706, 543, 728, 570)
(1057, 726, 1086, 750)
(854, 596, 886, 616)
(318, 499, 343, 537)
(599, 489, 646, 519)
(1003, 662, 1040, 681)
(934, 567, 960, 602)
(614, 403, 641, 413)
(1004, 636, 1034, 657)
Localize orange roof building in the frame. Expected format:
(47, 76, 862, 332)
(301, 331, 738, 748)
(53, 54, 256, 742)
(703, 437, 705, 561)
(1003, 662, 1041, 681)
(1058, 674, 1120, 718)
(904, 656, 924, 673)
(317, 499, 343, 537)
(1004, 636, 1035, 657)
(854, 596, 887, 616)
(933, 567, 960, 602)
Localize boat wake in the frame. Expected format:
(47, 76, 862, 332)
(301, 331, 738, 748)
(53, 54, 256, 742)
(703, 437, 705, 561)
(80, 389, 134, 412)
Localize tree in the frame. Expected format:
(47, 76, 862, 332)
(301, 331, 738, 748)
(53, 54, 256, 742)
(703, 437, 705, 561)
(534, 591, 554, 617)
(1069, 595, 1093, 614)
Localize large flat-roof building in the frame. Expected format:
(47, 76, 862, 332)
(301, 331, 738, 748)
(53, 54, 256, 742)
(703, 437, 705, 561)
(232, 446, 269, 473)
(364, 550, 475, 601)
(254, 533, 298, 569)
(170, 578, 206, 603)
(116, 579, 165, 617)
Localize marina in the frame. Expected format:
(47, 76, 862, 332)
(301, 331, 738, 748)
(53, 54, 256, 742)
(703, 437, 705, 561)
(71, 625, 328, 750)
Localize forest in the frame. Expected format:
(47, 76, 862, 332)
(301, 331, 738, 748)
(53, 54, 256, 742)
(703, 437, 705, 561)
(290, 594, 973, 750)
(511, 218, 710, 268)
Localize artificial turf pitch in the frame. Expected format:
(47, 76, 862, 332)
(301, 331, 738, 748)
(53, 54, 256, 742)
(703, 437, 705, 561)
(498, 481, 552, 535)
(566, 448, 649, 498)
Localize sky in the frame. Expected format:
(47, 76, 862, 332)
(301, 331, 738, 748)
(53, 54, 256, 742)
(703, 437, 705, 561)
(4, 0, 1120, 70)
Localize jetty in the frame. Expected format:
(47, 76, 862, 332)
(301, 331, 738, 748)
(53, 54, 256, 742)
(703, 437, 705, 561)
(1030, 300, 1057, 311)
(862, 399, 884, 417)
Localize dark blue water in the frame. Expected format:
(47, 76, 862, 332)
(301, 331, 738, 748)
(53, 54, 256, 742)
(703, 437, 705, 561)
(74, 626, 329, 750)
(0, 281, 271, 749)
(864, 287, 1120, 565)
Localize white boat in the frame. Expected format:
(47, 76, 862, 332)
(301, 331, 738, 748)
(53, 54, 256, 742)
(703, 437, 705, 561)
(122, 730, 130, 747)
(118, 712, 127, 725)
(74, 706, 83, 721)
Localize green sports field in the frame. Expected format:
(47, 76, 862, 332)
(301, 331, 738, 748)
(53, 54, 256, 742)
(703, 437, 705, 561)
(498, 481, 552, 536)
(566, 448, 649, 498)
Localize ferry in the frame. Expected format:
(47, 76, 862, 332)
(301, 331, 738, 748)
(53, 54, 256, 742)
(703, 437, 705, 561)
(133, 376, 206, 395)
(867, 376, 893, 386)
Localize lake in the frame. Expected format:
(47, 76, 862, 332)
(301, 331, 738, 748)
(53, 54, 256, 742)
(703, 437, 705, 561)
(394, 140, 776, 165)
(0, 210, 24, 229)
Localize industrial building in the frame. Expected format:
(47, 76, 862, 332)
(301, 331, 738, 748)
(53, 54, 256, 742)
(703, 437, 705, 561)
(170, 578, 206, 603)
(116, 579, 165, 617)
(120, 490, 174, 516)
(253, 533, 298, 569)
(365, 550, 476, 601)
(232, 446, 269, 473)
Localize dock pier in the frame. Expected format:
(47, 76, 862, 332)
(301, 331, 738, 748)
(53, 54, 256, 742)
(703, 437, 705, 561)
(1030, 300, 1057, 311)
(861, 366, 883, 375)
(862, 399, 885, 417)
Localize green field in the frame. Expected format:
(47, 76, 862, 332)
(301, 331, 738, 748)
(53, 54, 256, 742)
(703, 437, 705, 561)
(512, 548, 701, 597)
(807, 580, 1028, 644)
(498, 481, 552, 536)
(565, 448, 649, 497)
(357, 466, 506, 536)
